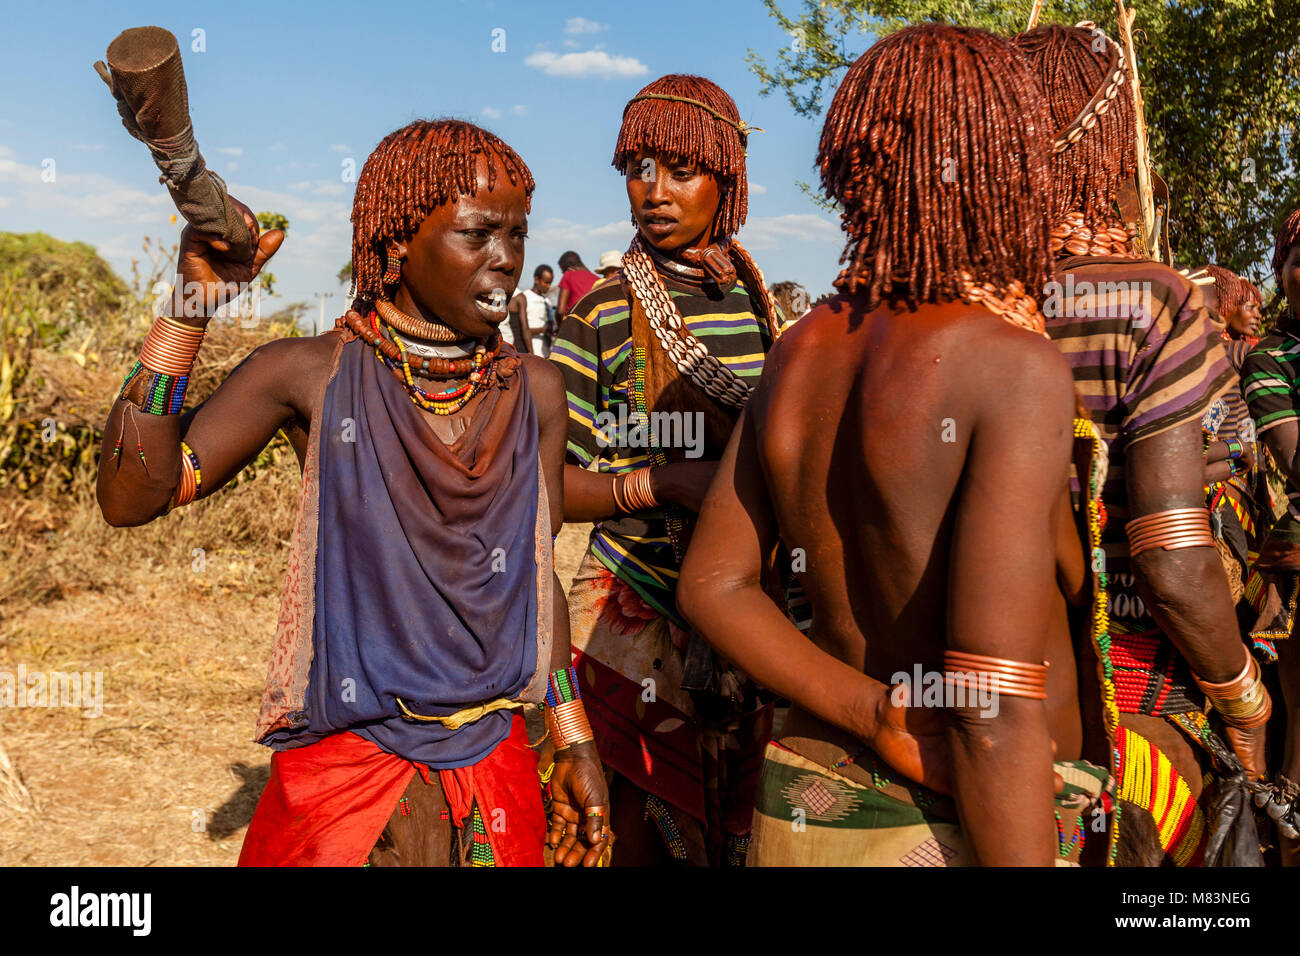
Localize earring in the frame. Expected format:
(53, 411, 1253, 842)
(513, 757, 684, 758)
(383, 249, 404, 286)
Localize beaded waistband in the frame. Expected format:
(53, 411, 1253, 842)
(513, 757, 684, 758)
(1110, 630, 1204, 717)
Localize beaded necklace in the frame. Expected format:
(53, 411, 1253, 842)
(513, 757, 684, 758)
(623, 235, 753, 411)
(1074, 415, 1122, 864)
(632, 345, 687, 562)
(955, 271, 1049, 337)
(342, 309, 482, 378)
(350, 309, 498, 415)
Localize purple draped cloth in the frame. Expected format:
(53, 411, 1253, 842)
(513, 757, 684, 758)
(262, 335, 548, 769)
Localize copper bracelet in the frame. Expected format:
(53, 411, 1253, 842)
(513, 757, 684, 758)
(140, 315, 205, 376)
(1194, 650, 1271, 725)
(1125, 508, 1214, 558)
(546, 699, 595, 750)
(942, 650, 1049, 701)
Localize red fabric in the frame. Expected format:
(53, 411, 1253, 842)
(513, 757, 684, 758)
(238, 714, 545, 867)
(238, 730, 416, 867)
(559, 269, 598, 314)
(437, 714, 547, 867)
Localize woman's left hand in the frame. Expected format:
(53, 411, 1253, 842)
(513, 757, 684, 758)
(547, 740, 613, 866)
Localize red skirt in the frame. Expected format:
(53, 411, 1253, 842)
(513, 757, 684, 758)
(238, 713, 545, 867)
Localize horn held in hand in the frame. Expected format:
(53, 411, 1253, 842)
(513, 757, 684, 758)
(93, 25, 254, 262)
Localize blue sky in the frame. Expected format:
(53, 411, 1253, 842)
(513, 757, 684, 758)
(0, 0, 857, 323)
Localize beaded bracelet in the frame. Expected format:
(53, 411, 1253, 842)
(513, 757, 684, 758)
(1225, 438, 1244, 460)
(121, 315, 206, 414)
(545, 665, 581, 707)
(173, 441, 203, 507)
(120, 360, 189, 415)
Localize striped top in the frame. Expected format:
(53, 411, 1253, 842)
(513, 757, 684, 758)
(1046, 256, 1234, 557)
(1243, 331, 1300, 541)
(550, 268, 783, 621)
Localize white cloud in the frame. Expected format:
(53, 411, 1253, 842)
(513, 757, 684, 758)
(511, 104, 528, 116)
(287, 180, 311, 192)
(0, 151, 172, 222)
(524, 50, 647, 79)
(564, 17, 607, 34)
(329, 144, 350, 153)
(217, 147, 244, 157)
(482, 106, 503, 119)
(0, 154, 43, 186)
(313, 181, 346, 197)
(751, 183, 768, 194)
(224, 162, 240, 173)
(736, 213, 840, 250)
(0, 195, 10, 208)
(563, 38, 580, 49)
(73, 143, 105, 151)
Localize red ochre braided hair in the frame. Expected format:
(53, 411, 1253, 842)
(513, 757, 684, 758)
(1012, 24, 1138, 226)
(614, 74, 749, 238)
(818, 23, 1056, 308)
(1203, 264, 1263, 313)
(614, 73, 782, 333)
(349, 119, 535, 308)
(1274, 208, 1300, 286)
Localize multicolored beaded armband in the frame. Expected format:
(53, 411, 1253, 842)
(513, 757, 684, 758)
(119, 360, 189, 415)
(545, 665, 581, 707)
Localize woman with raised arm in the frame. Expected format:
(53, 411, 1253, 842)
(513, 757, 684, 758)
(98, 119, 609, 867)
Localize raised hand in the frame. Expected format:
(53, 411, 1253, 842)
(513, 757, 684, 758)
(169, 196, 284, 320)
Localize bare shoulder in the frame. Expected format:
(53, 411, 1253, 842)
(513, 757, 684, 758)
(240, 330, 343, 417)
(963, 319, 1076, 431)
(520, 352, 564, 403)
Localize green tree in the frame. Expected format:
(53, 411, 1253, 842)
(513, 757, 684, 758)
(254, 211, 290, 296)
(749, 0, 1300, 288)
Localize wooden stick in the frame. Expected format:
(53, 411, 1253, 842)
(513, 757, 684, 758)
(1116, 0, 1159, 260)
(1027, 0, 1045, 31)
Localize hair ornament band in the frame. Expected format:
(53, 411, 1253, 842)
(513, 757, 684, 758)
(622, 93, 765, 140)
(1050, 21, 1128, 155)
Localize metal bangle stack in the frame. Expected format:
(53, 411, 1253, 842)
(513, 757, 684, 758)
(623, 236, 752, 412)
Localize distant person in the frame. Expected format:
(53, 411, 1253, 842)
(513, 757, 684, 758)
(768, 281, 810, 323)
(596, 250, 623, 280)
(556, 251, 598, 320)
(509, 264, 555, 357)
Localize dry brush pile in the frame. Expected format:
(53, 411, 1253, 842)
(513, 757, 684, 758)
(0, 232, 307, 619)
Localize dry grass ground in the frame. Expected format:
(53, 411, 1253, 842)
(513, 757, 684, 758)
(0, 478, 593, 866)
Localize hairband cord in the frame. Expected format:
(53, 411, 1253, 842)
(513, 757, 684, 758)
(1050, 23, 1127, 155)
(622, 93, 765, 143)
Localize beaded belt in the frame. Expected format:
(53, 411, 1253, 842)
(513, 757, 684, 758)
(1110, 629, 1204, 717)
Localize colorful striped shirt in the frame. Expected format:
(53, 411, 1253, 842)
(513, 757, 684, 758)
(1046, 256, 1234, 557)
(1242, 331, 1300, 541)
(550, 269, 783, 622)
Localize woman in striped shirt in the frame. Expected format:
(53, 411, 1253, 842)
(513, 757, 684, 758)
(549, 73, 789, 866)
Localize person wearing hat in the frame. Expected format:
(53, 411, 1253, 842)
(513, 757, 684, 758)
(596, 250, 623, 280)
